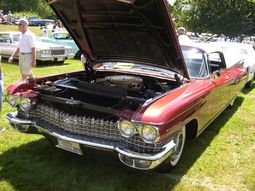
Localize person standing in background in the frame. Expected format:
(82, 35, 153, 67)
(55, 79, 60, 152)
(177, 27, 192, 45)
(41, 25, 48, 37)
(8, 19, 36, 80)
(7, 10, 12, 24)
(81, 54, 87, 70)
(217, 34, 226, 42)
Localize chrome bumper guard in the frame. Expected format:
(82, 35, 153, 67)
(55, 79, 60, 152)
(6, 112, 176, 170)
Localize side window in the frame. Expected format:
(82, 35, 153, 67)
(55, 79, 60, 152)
(208, 52, 226, 73)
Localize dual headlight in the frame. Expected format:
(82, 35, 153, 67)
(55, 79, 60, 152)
(6, 94, 32, 111)
(41, 49, 50, 55)
(66, 49, 72, 53)
(118, 120, 160, 143)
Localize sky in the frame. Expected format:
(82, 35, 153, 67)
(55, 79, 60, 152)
(167, 0, 176, 5)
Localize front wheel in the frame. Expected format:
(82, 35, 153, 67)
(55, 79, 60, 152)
(74, 50, 82, 59)
(245, 80, 253, 88)
(157, 126, 186, 172)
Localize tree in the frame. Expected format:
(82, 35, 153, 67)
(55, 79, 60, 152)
(0, 0, 55, 19)
(168, 0, 192, 29)
(170, 0, 255, 37)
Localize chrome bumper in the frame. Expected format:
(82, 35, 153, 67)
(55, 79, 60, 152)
(36, 53, 74, 61)
(6, 112, 176, 170)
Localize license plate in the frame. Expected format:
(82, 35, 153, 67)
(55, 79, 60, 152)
(57, 57, 64, 61)
(56, 139, 83, 155)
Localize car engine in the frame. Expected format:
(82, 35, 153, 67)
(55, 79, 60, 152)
(33, 72, 178, 120)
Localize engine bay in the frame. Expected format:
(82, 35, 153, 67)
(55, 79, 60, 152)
(34, 72, 179, 119)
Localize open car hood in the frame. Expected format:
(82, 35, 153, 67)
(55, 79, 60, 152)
(46, 0, 189, 79)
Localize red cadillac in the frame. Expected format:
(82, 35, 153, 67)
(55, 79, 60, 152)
(6, 0, 247, 171)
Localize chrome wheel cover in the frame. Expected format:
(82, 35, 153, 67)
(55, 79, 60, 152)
(170, 126, 186, 166)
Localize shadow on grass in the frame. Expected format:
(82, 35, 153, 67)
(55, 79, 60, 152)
(34, 60, 73, 68)
(242, 81, 255, 95)
(0, 97, 244, 191)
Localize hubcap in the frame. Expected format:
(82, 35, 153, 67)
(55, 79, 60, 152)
(170, 126, 185, 166)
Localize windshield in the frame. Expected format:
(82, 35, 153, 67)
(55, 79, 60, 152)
(181, 47, 209, 78)
(13, 34, 21, 43)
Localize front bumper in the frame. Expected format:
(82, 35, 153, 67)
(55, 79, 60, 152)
(37, 53, 74, 61)
(6, 112, 175, 170)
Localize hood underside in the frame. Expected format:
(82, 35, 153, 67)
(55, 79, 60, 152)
(46, 0, 189, 79)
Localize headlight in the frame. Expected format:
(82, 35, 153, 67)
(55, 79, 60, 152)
(139, 125, 159, 143)
(6, 94, 20, 107)
(41, 50, 50, 54)
(19, 97, 32, 111)
(118, 120, 136, 138)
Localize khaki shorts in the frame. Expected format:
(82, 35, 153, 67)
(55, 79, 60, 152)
(19, 54, 32, 75)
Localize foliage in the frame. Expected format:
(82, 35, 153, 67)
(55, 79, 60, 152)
(169, 0, 192, 29)
(0, 0, 56, 19)
(172, 0, 255, 37)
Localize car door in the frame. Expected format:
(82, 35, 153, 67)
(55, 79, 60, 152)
(225, 61, 247, 100)
(194, 51, 233, 133)
(208, 51, 234, 106)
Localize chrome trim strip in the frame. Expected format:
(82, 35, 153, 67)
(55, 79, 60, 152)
(6, 112, 34, 125)
(38, 126, 115, 150)
(116, 140, 175, 161)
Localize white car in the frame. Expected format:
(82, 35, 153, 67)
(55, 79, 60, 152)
(209, 42, 255, 87)
(0, 32, 74, 63)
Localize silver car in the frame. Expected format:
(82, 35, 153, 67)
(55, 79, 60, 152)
(0, 32, 74, 63)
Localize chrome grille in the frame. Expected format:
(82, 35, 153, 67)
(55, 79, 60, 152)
(18, 105, 164, 153)
(51, 49, 65, 55)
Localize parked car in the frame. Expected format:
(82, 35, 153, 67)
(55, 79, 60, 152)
(28, 15, 39, 21)
(38, 31, 81, 58)
(29, 19, 54, 26)
(6, 0, 247, 171)
(0, 32, 74, 63)
(210, 42, 255, 87)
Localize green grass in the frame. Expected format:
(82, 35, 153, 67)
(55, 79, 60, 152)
(0, 23, 66, 37)
(0, 24, 43, 36)
(0, 24, 254, 191)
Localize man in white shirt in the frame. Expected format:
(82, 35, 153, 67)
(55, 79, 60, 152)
(8, 19, 36, 80)
(217, 34, 226, 42)
(177, 27, 192, 45)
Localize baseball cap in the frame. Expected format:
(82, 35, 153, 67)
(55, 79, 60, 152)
(177, 27, 186, 32)
(19, 18, 29, 26)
